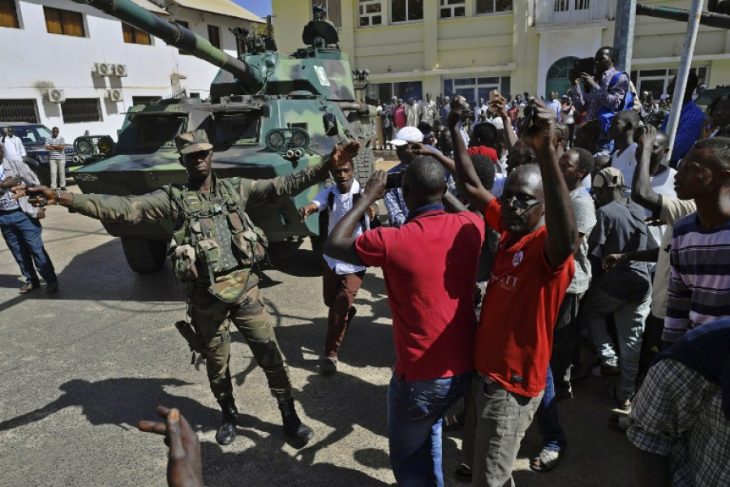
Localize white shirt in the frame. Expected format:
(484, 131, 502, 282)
(646, 166, 679, 249)
(312, 180, 367, 275)
(610, 143, 638, 197)
(2, 135, 26, 162)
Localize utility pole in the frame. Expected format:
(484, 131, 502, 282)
(613, 0, 637, 72)
(665, 0, 704, 162)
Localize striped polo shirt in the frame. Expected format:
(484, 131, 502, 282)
(664, 213, 730, 343)
(45, 136, 65, 160)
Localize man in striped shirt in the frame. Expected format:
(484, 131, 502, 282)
(664, 137, 730, 343)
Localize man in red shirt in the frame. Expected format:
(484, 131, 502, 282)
(325, 157, 485, 486)
(448, 102, 577, 486)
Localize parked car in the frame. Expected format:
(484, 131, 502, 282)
(0, 122, 78, 185)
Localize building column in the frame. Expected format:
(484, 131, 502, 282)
(511, 1, 539, 97)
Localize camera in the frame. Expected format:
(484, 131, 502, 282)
(386, 171, 404, 189)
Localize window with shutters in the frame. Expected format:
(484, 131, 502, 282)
(0, 99, 39, 123)
(311, 0, 341, 27)
(392, 0, 423, 22)
(122, 22, 151, 45)
(440, 0, 465, 18)
(44, 7, 85, 37)
(207, 24, 220, 49)
(358, 0, 382, 26)
(0, 0, 20, 29)
(61, 99, 102, 124)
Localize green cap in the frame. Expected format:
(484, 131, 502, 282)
(175, 129, 213, 155)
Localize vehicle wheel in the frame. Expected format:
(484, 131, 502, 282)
(353, 146, 374, 186)
(121, 237, 167, 273)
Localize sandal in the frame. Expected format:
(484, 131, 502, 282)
(530, 445, 564, 473)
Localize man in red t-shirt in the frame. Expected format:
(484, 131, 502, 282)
(448, 101, 577, 486)
(325, 156, 485, 486)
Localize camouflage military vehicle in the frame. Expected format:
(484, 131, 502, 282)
(70, 0, 375, 273)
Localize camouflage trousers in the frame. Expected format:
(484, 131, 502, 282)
(188, 284, 291, 402)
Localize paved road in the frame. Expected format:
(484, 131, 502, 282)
(0, 194, 634, 487)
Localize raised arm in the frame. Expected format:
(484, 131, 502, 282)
(15, 185, 176, 223)
(412, 143, 456, 173)
(491, 94, 518, 149)
(245, 142, 359, 207)
(324, 171, 386, 265)
(632, 126, 662, 214)
(448, 99, 494, 210)
(529, 102, 578, 267)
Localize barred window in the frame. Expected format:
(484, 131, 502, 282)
(207, 24, 220, 48)
(122, 22, 151, 45)
(61, 98, 102, 124)
(44, 7, 85, 37)
(0, 0, 20, 28)
(476, 0, 512, 14)
(131, 96, 162, 106)
(359, 0, 382, 26)
(440, 0, 465, 18)
(0, 99, 39, 123)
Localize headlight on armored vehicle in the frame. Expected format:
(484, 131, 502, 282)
(264, 128, 310, 155)
(74, 135, 116, 157)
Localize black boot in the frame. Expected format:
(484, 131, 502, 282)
(215, 397, 239, 446)
(275, 393, 314, 446)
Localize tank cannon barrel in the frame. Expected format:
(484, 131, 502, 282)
(71, 0, 253, 82)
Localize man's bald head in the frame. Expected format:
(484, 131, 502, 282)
(506, 163, 544, 199)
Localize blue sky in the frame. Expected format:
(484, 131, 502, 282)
(234, 0, 272, 18)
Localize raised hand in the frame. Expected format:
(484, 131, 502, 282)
(363, 170, 387, 202)
(329, 141, 361, 169)
(638, 124, 657, 149)
(523, 99, 556, 154)
(410, 143, 435, 157)
(138, 406, 203, 487)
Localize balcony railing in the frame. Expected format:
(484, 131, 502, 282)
(534, 0, 616, 26)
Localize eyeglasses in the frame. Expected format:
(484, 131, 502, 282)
(499, 192, 541, 212)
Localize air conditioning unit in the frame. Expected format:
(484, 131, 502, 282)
(113, 64, 128, 77)
(106, 89, 123, 102)
(93, 62, 112, 77)
(45, 88, 65, 103)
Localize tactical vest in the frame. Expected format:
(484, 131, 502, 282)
(168, 178, 267, 303)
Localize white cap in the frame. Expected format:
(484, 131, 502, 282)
(389, 126, 424, 147)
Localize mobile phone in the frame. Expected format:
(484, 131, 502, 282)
(386, 171, 404, 189)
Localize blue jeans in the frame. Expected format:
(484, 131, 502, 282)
(387, 371, 472, 486)
(535, 367, 567, 451)
(0, 209, 56, 286)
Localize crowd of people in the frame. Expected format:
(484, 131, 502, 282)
(2, 44, 730, 487)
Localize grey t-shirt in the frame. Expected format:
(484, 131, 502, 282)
(567, 187, 597, 295)
(589, 198, 652, 300)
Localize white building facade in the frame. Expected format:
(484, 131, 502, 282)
(0, 0, 261, 140)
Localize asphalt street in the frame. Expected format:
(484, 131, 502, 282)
(0, 189, 634, 487)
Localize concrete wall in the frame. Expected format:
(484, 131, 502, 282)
(272, 0, 730, 104)
(0, 0, 256, 140)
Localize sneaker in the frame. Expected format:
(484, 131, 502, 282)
(591, 364, 620, 377)
(46, 282, 59, 294)
(320, 357, 337, 376)
(530, 445, 564, 473)
(19, 282, 40, 294)
(609, 387, 631, 414)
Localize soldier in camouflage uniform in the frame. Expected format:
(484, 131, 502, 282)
(20, 130, 360, 447)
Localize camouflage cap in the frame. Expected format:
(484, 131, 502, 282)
(175, 130, 213, 155)
(593, 166, 625, 189)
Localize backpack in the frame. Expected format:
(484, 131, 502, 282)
(326, 189, 369, 233)
(598, 71, 635, 135)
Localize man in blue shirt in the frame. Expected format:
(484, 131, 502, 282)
(661, 71, 704, 167)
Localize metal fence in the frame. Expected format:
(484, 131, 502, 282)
(61, 98, 102, 123)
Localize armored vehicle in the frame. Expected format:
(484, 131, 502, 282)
(70, 0, 375, 273)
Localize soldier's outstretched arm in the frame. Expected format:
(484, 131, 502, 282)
(244, 141, 360, 207)
(13, 185, 177, 223)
